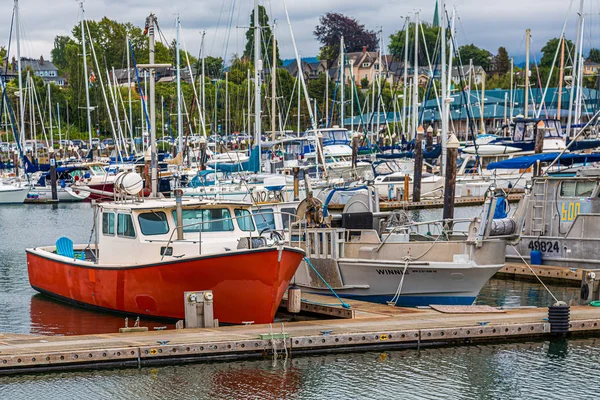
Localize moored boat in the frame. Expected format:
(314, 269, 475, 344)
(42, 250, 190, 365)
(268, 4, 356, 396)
(26, 186, 305, 324)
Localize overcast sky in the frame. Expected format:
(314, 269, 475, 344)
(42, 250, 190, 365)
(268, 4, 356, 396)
(1, 0, 596, 65)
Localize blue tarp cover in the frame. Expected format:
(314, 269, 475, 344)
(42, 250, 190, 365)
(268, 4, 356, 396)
(487, 153, 600, 170)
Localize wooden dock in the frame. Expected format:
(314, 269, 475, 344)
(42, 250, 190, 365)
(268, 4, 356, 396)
(0, 293, 598, 375)
(496, 262, 586, 286)
(328, 192, 524, 211)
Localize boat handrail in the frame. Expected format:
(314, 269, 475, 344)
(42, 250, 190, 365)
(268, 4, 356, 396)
(159, 209, 299, 261)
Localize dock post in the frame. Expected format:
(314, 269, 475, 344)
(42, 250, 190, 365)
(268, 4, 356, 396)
(413, 125, 424, 202)
(403, 174, 410, 202)
(49, 150, 58, 201)
(426, 125, 433, 173)
(535, 121, 545, 154)
(443, 134, 459, 226)
(293, 167, 300, 201)
(199, 137, 206, 171)
(351, 132, 359, 168)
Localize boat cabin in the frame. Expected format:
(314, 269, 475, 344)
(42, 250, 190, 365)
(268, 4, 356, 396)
(95, 199, 260, 265)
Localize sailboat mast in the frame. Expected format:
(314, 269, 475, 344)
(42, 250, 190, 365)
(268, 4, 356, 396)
(440, 0, 447, 175)
(402, 16, 409, 136)
(557, 35, 565, 120)
(147, 13, 158, 196)
(15, 0, 25, 148)
(566, 0, 584, 139)
(80, 1, 93, 148)
(412, 12, 419, 141)
(524, 28, 530, 118)
(254, 0, 262, 171)
(200, 30, 206, 136)
(48, 83, 53, 150)
(176, 15, 183, 154)
(126, 35, 134, 151)
(271, 24, 277, 141)
(340, 35, 344, 128)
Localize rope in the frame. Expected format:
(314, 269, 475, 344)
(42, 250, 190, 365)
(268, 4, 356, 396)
(510, 244, 559, 303)
(303, 257, 351, 309)
(387, 257, 410, 306)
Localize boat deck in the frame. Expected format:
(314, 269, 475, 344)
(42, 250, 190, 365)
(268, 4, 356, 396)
(0, 293, 598, 375)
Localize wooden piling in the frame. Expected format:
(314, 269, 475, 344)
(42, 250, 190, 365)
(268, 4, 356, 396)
(535, 121, 545, 154)
(49, 152, 58, 201)
(351, 133, 359, 168)
(443, 134, 460, 223)
(426, 125, 434, 173)
(403, 174, 410, 202)
(412, 125, 424, 202)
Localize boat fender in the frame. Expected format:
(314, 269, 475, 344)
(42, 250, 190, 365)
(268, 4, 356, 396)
(237, 237, 268, 250)
(489, 218, 516, 236)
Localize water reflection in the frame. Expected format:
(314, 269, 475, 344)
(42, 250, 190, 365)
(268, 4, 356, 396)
(1, 339, 599, 399)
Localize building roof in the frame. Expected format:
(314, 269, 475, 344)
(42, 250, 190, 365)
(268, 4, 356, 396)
(18, 57, 58, 72)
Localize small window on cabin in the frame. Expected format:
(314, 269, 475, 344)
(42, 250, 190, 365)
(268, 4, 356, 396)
(172, 208, 233, 233)
(117, 214, 136, 238)
(102, 212, 115, 235)
(281, 208, 297, 230)
(560, 181, 596, 197)
(234, 209, 255, 232)
(253, 208, 275, 232)
(138, 212, 169, 235)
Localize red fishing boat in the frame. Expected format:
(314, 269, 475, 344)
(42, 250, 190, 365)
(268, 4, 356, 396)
(26, 192, 304, 324)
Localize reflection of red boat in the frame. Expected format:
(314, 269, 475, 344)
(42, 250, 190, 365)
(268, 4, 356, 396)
(209, 365, 301, 398)
(29, 294, 174, 336)
(26, 198, 305, 324)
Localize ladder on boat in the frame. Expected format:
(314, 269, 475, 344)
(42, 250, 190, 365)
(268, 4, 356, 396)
(530, 179, 548, 235)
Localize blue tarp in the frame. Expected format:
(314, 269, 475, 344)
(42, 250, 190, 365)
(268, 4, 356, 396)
(487, 153, 600, 170)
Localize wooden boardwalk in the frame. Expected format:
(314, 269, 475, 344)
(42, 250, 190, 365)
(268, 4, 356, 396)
(497, 262, 586, 285)
(0, 293, 598, 375)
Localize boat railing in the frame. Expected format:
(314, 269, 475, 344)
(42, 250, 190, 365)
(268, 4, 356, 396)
(159, 210, 300, 261)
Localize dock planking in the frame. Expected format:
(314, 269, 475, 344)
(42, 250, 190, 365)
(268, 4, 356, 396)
(0, 293, 599, 375)
(496, 262, 585, 285)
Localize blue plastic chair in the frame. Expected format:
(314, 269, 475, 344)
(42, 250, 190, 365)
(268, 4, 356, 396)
(56, 237, 85, 260)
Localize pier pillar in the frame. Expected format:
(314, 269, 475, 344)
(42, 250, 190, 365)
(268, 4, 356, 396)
(49, 150, 58, 201)
(413, 125, 424, 202)
(535, 121, 545, 154)
(443, 134, 460, 226)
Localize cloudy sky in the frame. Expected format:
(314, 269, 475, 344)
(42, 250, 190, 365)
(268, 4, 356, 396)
(1, 0, 595, 65)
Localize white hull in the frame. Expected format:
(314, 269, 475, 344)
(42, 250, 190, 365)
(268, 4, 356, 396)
(28, 186, 90, 202)
(0, 185, 29, 204)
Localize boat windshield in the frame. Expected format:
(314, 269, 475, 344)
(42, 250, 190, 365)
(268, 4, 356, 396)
(138, 212, 170, 235)
(253, 208, 275, 231)
(234, 209, 255, 232)
(172, 208, 234, 233)
(89, 165, 106, 175)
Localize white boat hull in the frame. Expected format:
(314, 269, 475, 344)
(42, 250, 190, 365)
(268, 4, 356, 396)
(0, 185, 29, 204)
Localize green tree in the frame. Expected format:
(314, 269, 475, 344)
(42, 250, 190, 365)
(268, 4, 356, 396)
(458, 44, 492, 70)
(51, 35, 74, 73)
(389, 23, 440, 66)
(243, 6, 281, 68)
(540, 37, 574, 68)
(0, 46, 7, 67)
(588, 48, 600, 63)
(204, 56, 224, 79)
(494, 46, 510, 74)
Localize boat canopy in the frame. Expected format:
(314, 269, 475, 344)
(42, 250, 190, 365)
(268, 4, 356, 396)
(487, 153, 600, 170)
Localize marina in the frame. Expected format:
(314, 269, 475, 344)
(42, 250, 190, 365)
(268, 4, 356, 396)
(2, 0, 600, 397)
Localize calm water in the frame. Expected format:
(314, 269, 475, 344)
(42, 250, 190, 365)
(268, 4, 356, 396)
(0, 203, 597, 399)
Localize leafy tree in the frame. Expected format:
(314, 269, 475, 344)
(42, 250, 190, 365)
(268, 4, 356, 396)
(314, 12, 377, 64)
(540, 37, 574, 68)
(243, 6, 281, 68)
(0, 46, 7, 67)
(361, 77, 370, 89)
(588, 48, 600, 63)
(204, 56, 224, 79)
(494, 47, 510, 74)
(458, 44, 492, 70)
(50, 36, 74, 73)
(389, 23, 440, 66)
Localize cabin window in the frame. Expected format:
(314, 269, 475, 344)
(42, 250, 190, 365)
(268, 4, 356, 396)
(138, 212, 169, 235)
(117, 213, 136, 238)
(172, 208, 233, 233)
(281, 208, 297, 230)
(253, 208, 276, 231)
(234, 209, 255, 231)
(560, 181, 597, 198)
(102, 212, 115, 235)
